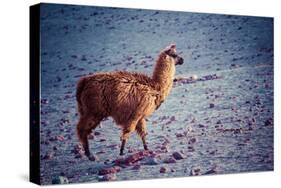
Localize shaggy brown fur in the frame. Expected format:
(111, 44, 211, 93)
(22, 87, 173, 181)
(76, 44, 184, 160)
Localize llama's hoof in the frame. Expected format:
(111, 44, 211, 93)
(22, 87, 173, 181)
(144, 145, 148, 150)
(120, 151, 124, 156)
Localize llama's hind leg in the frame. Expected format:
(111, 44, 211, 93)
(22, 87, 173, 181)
(77, 116, 99, 161)
(136, 118, 148, 150)
(120, 120, 138, 155)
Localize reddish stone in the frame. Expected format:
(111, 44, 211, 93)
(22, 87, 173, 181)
(114, 150, 155, 166)
(160, 167, 168, 173)
(98, 166, 121, 175)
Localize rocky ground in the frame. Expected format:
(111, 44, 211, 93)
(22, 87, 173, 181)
(39, 3, 273, 185)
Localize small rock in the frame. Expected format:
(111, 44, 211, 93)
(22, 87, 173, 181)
(190, 118, 196, 123)
(190, 168, 201, 176)
(98, 174, 117, 181)
(163, 157, 177, 164)
(56, 135, 65, 141)
(176, 133, 185, 138)
(107, 144, 118, 149)
(114, 150, 154, 166)
(94, 131, 101, 136)
(170, 116, 176, 121)
(132, 164, 141, 170)
(204, 169, 216, 175)
(41, 99, 48, 104)
(198, 124, 205, 128)
(98, 166, 121, 175)
(52, 176, 69, 184)
(100, 138, 106, 142)
(190, 75, 198, 81)
(188, 138, 197, 144)
(216, 120, 222, 124)
(81, 55, 87, 61)
(209, 103, 215, 108)
(160, 167, 168, 173)
(187, 146, 195, 152)
(144, 157, 159, 165)
(172, 152, 185, 160)
(264, 118, 273, 126)
(160, 145, 169, 153)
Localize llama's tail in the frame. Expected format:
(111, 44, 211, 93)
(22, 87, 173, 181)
(76, 77, 88, 116)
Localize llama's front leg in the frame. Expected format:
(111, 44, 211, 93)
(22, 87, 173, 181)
(142, 136, 148, 150)
(120, 139, 127, 156)
(136, 118, 148, 150)
(120, 122, 137, 155)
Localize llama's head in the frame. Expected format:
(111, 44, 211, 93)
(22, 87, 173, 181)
(163, 44, 184, 65)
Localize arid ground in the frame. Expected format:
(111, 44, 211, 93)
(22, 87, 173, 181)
(39, 4, 273, 184)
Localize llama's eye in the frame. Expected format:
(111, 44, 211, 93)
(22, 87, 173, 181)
(170, 54, 177, 58)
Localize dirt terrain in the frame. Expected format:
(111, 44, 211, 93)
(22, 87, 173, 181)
(39, 4, 273, 184)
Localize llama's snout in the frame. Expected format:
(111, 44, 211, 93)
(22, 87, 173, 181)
(176, 56, 184, 65)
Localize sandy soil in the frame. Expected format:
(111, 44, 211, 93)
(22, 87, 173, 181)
(39, 4, 273, 185)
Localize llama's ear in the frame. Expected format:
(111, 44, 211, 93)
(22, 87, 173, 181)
(169, 44, 176, 50)
(164, 43, 176, 54)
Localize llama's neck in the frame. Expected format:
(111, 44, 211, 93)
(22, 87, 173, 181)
(152, 55, 175, 99)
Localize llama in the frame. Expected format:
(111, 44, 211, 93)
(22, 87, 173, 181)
(76, 44, 184, 160)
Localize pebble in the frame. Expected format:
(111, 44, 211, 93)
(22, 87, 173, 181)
(170, 116, 176, 121)
(94, 131, 101, 136)
(198, 124, 205, 128)
(264, 118, 273, 126)
(176, 133, 185, 138)
(209, 103, 215, 108)
(216, 120, 222, 124)
(163, 157, 177, 164)
(187, 146, 195, 152)
(114, 150, 154, 166)
(160, 167, 168, 173)
(99, 138, 106, 142)
(160, 145, 169, 153)
(172, 152, 185, 160)
(98, 174, 117, 181)
(144, 157, 159, 165)
(52, 176, 69, 184)
(190, 168, 201, 176)
(56, 135, 65, 141)
(98, 166, 121, 175)
(107, 144, 119, 149)
(204, 166, 217, 175)
(188, 138, 197, 144)
(41, 99, 48, 104)
(132, 164, 141, 170)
